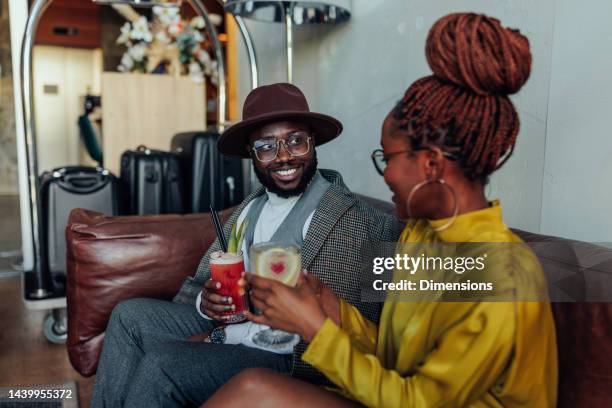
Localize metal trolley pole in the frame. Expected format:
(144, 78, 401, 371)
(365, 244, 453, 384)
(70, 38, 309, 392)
(18, 0, 260, 342)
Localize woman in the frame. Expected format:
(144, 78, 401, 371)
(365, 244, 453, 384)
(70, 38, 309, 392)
(204, 13, 557, 407)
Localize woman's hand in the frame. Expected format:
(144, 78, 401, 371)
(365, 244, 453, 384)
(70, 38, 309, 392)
(242, 272, 327, 342)
(301, 272, 342, 327)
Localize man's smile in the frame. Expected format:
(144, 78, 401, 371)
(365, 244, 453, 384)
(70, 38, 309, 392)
(270, 165, 303, 185)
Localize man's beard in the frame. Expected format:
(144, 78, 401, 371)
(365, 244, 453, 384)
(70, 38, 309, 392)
(253, 152, 318, 198)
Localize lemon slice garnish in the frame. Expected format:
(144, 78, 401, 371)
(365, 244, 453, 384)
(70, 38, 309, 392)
(256, 247, 300, 287)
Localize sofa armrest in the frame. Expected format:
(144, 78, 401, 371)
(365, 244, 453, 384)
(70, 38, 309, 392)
(65, 208, 232, 377)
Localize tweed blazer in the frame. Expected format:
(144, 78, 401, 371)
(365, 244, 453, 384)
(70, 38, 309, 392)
(173, 168, 403, 383)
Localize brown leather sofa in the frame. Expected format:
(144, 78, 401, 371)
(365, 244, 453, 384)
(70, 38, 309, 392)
(65, 198, 612, 407)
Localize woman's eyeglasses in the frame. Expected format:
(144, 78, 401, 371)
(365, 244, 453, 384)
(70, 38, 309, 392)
(371, 149, 409, 176)
(371, 148, 459, 176)
(251, 131, 312, 163)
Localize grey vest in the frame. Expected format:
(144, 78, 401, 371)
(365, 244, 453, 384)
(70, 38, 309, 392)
(242, 171, 331, 255)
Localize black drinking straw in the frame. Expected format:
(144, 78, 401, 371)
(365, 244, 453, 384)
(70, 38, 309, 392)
(209, 205, 228, 252)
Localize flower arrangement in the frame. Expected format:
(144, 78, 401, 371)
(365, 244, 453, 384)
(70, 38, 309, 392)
(116, 6, 218, 84)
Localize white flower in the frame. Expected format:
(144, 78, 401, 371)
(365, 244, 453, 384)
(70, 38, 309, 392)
(195, 48, 211, 66)
(130, 16, 153, 43)
(190, 16, 205, 29)
(208, 60, 219, 85)
(188, 61, 204, 83)
(153, 5, 181, 27)
(155, 30, 171, 45)
(118, 53, 134, 71)
(192, 30, 204, 43)
(209, 13, 223, 27)
(189, 61, 202, 74)
(117, 22, 131, 44)
(128, 42, 148, 62)
(168, 21, 183, 36)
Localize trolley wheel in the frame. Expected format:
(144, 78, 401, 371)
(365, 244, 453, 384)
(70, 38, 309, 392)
(43, 312, 67, 344)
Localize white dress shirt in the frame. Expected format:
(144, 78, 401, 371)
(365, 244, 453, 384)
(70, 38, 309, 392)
(195, 190, 314, 353)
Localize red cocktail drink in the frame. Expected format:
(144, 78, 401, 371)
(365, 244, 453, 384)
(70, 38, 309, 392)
(210, 251, 248, 323)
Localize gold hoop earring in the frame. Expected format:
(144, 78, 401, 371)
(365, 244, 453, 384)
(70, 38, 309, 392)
(483, 179, 491, 199)
(406, 178, 459, 232)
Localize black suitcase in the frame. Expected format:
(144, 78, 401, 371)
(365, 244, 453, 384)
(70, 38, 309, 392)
(40, 166, 119, 277)
(120, 145, 184, 215)
(171, 131, 245, 212)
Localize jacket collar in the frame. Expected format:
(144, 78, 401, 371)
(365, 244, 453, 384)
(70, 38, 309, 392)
(236, 168, 357, 268)
(302, 169, 357, 268)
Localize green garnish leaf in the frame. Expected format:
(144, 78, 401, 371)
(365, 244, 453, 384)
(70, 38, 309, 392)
(236, 219, 249, 254)
(227, 222, 238, 253)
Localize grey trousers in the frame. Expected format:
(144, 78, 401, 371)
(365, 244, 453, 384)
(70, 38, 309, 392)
(91, 298, 291, 408)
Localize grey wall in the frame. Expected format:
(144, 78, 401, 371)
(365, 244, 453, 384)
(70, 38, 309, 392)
(540, 0, 612, 242)
(235, 0, 610, 241)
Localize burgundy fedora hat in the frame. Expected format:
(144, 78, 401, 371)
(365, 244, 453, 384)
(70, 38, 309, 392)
(217, 83, 343, 158)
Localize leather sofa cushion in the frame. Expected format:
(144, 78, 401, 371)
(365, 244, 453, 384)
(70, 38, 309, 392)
(65, 208, 232, 376)
(513, 229, 612, 407)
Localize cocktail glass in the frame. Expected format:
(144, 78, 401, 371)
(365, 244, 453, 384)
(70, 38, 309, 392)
(210, 251, 248, 323)
(249, 242, 301, 349)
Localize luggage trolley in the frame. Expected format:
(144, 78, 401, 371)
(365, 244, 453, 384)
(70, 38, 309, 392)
(17, 0, 258, 343)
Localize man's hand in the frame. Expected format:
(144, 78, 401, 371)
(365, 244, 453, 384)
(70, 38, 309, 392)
(201, 279, 235, 321)
(187, 332, 210, 342)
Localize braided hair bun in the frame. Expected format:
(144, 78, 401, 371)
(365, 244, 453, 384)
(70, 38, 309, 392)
(394, 13, 532, 180)
(426, 13, 532, 96)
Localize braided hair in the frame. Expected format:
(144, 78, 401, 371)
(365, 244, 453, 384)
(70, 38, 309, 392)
(393, 13, 532, 182)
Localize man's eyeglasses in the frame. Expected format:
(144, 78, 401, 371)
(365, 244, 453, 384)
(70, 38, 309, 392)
(251, 131, 312, 163)
(371, 148, 458, 176)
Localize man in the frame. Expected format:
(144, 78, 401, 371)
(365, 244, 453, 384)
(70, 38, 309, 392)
(92, 83, 402, 407)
